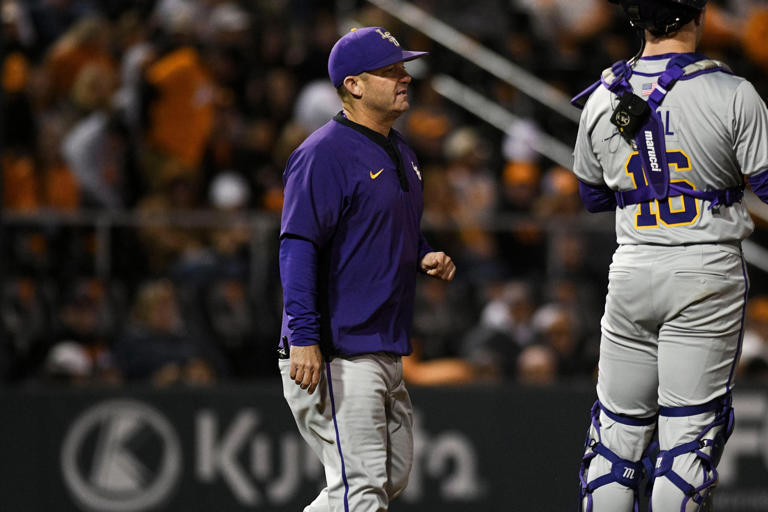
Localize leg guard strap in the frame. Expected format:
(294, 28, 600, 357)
(652, 394, 735, 510)
(579, 401, 657, 511)
(588, 443, 645, 491)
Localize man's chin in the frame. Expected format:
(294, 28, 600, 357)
(394, 99, 410, 112)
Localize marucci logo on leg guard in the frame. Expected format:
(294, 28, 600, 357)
(61, 400, 182, 512)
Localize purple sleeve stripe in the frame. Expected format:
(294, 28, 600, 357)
(748, 169, 768, 202)
(279, 236, 321, 346)
(578, 180, 617, 213)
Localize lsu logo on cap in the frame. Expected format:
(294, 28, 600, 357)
(375, 28, 400, 46)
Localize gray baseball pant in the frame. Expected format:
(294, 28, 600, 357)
(280, 352, 413, 512)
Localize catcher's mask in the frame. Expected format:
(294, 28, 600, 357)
(610, 0, 707, 36)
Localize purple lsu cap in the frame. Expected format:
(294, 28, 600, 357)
(328, 27, 428, 88)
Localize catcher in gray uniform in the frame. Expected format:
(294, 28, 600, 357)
(570, 0, 768, 510)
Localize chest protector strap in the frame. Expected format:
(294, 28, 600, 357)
(571, 55, 744, 210)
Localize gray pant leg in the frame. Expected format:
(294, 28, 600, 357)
(304, 488, 329, 512)
(384, 368, 414, 499)
(281, 354, 413, 512)
(280, 359, 335, 511)
(651, 245, 745, 509)
(582, 247, 660, 511)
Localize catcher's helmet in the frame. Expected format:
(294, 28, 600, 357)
(610, 0, 708, 36)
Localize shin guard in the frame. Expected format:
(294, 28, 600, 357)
(651, 394, 735, 511)
(578, 401, 657, 511)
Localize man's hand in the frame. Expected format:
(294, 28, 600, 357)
(289, 344, 323, 394)
(420, 251, 456, 281)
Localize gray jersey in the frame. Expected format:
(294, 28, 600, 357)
(573, 56, 768, 245)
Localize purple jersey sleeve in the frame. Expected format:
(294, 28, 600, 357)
(578, 180, 617, 212)
(280, 145, 346, 246)
(279, 236, 321, 347)
(748, 168, 768, 202)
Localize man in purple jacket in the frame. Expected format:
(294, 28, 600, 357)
(278, 27, 455, 511)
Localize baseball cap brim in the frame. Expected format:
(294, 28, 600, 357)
(361, 50, 429, 74)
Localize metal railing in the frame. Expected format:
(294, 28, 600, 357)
(4, 207, 767, 277)
(365, 0, 581, 123)
(430, 74, 575, 169)
(1, 209, 280, 295)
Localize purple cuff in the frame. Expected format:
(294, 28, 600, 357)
(418, 232, 434, 271)
(748, 169, 768, 202)
(279, 236, 320, 347)
(579, 180, 617, 213)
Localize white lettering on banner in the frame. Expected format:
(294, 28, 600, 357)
(60, 394, 768, 509)
(195, 410, 316, 506)
(251, 435, 272, 479)
(61, 400, 182, 512)
(251, 434, 304, 504)
(61, 401, 485, 509)
(402, 411, 486, 502)
(193, 408, 484, 506)
(196, 409, 260, 504)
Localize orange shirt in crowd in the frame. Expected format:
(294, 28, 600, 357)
(145, 47, 215, 168)
(44, 163, 81, 211)
(3, 154, 40, 211)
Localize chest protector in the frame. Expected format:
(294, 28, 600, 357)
(571, 54, 744, 209)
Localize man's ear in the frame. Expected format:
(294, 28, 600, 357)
(343, 75, 363, 99)
(694, 8, 704, 26)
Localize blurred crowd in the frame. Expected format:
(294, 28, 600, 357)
(1, 0, 768, 388)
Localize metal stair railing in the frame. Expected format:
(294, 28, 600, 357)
(365, 0, 581, 123)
